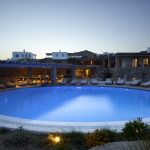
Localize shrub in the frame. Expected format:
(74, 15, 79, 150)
(2, 127, 33, 147)
(54, 144, 72, 150)
(0, 127, 10, 134)
(85, 129, 117, 148)
(62, 131, 86, 149)
(122, 118, 150, 140)
(34, 134, 50, 148)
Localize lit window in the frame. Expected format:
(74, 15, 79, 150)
(132, 58, 138, 67)
(143, 58, 148, 66)
(86, 69, 90, 77)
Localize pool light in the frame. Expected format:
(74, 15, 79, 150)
(48, 134, 61, 144)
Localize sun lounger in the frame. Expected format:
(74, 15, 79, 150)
(29, 81, 38, 86)
(6, 82, 16, 88)
(99, 80, 105, 84)
(116, 78, 125, 85)
(70, 79, 77, 85)
(105, 78, 113, 85)
(80, 79, 88, 85)
(140, 81, 150, 87)
(0, 84, 6, 89)
(18, 81, 28, 87)
(91, 78, 99, 85)
(60, 78, 68, 85)
(40, 81, 49, 86)
(129, 79, 141, 86)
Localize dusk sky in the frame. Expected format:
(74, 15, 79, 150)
(0, 0, 150, 59)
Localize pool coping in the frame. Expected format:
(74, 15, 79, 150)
(0, 85, 150, 133)
(0, 114, 150, 133)
(0, 83, 150, 92)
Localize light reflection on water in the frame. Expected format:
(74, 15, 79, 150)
(37, 95, 114, 121)
(0, 86, 150, 122)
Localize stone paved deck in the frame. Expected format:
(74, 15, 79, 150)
(89, 141, 149, 150)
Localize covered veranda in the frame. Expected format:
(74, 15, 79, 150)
(0, 62, 97, 86)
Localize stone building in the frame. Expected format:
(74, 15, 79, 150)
(0, 49, 150, 84)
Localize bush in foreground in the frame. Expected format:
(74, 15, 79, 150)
(62, 131, 86, 149)
(85, 129, 118, 148)
(2, 127, 34, 148)
(0, 127, 10, 134)
(1, 118, 150, 149)
(122, 118, 150, 140)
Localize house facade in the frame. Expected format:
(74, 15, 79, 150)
(0, 48, 150, 85)
(115, 52, 150, 68)
(44, 49, 150, 80)
(111, 51, 150, 80)
(12, 49, 36, 60)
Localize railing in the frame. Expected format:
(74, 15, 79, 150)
(0, 61, 99, 68)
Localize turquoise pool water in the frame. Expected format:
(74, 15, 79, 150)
(0, 86, 150, 122)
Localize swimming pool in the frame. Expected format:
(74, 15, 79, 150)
(0, 86, 150, 132)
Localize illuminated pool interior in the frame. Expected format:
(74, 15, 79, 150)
(0, 86, 150, 123)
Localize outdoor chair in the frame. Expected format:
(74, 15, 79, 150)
(105, 78, 113, 85)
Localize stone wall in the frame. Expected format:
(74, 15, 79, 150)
(96, 67, 150, 81)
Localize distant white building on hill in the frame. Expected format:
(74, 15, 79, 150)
(12, 49, 36, 60)
(46, 50, 68, 60)
(52, 50, 68, 60)
(46, 50, 95, 60)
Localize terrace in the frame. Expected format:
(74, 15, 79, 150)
(0, 61, 98, 87)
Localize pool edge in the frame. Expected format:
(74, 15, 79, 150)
(0, 115, 150, 133)
(0, 85, 150, 132)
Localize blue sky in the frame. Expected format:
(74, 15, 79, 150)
(0, 0, 150, 59)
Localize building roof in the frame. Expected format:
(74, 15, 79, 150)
(12, 50, 36, 56)
(46, 50, 96, 57)
(116, 52, 150, 57)
(46, 50, 150, 58)
(68, 50, 96, 57)
(0, 61, 98, 68)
